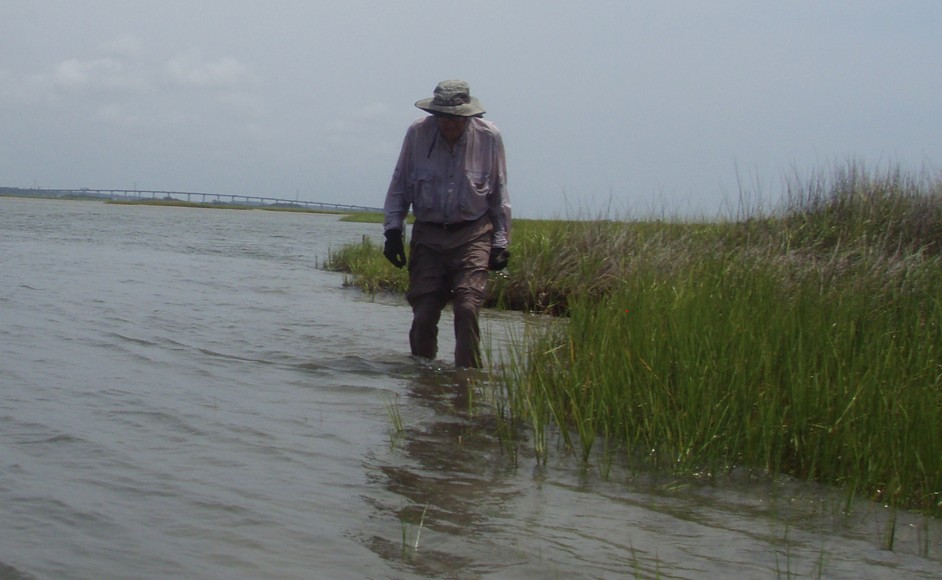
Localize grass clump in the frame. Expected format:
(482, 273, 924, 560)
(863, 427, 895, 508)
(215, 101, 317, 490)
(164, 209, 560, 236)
(324, 235, 408, 293)
(778, 162, 942, 255)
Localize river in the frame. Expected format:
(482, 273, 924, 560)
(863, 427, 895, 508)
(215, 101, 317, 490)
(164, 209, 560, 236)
(1, 197, 939, 579)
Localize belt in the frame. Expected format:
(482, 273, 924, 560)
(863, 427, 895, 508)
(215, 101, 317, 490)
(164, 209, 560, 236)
(416, 220, 476, 231)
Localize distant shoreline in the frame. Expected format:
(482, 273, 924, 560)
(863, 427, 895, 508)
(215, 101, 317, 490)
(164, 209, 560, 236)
(105, 198, 349, 215)
(1, 189, 360, 216)
(1, 190, 402, 224)
(0, 187, 382, 215)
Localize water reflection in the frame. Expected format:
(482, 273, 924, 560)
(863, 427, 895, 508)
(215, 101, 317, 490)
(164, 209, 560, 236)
(359, 359, 942, 579)
(365, 365, 522, 576)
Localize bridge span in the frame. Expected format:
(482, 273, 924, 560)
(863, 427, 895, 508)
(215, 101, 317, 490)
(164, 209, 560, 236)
(37, 188, 384, 213)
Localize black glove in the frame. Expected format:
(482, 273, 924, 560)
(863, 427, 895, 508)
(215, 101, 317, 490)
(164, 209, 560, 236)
(383, 229, 407, 268)
(488, 247, 510, 271)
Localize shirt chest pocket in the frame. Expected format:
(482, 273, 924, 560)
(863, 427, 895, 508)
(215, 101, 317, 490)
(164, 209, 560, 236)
(410, 168, 440, 211)
(460, 170, 491, 214)
(466, 170, 491, 196)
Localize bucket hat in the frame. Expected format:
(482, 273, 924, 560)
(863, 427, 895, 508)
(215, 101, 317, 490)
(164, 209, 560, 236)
(415, 80, 486, 117)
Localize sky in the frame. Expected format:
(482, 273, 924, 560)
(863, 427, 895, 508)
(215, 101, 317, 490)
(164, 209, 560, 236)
(2, 1, 940, 219)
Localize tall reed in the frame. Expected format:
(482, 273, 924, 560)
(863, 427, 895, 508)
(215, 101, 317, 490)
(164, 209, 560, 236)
(498, 163, 942, 514)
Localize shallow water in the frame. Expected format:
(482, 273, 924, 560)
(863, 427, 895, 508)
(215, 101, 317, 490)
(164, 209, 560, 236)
(1, 197, 940, 579)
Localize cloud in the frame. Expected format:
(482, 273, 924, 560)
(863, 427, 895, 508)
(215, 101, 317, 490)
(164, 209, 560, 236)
(326, 102, 390, 134)
(53, 57, 123, 90)
(321, 101, 400, 159)
(99, 34, 144, 59)
(3, 40, 261, 129)
(0, 68, 12, 99)
(164, 50, 251, 89)
(20, 54, 149, 99)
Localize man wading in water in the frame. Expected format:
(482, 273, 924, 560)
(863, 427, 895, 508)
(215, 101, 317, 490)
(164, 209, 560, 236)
(382, 80, 512, 368)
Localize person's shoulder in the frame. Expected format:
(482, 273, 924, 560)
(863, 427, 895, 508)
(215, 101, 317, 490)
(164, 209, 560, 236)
(469, 117, 502, 137)
(407, 115, 437, 132)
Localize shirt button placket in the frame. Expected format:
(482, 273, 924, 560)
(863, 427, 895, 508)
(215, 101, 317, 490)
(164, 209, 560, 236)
(445, 157, 460, 221)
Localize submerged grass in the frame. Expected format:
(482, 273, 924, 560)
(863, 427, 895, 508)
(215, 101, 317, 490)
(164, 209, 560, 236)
(328, 163, 942, 516)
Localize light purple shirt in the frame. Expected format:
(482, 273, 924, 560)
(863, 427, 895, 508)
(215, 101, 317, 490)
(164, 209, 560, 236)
(383, 116, 511, 248)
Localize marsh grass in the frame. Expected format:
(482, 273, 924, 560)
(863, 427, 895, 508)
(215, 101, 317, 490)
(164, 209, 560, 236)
(327, 163, 942, 516)
(499, 163, 942, 516)
(504, 245, 942, 503)
(778, 163, 942, 255)
(399, 503, 429, 559)
(339, 212, 416, 224)
(324, 236, 409, 293)
(384, 393, 405, 449)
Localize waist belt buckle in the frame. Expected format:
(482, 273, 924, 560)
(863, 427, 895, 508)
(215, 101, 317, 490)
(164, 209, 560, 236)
(443, 220, 471, 231)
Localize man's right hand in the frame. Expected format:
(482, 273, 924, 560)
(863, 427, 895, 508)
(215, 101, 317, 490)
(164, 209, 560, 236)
(383, 229, 407, 268)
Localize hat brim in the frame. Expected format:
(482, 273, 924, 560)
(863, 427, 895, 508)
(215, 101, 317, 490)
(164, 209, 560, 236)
(415, 97, 486, 117)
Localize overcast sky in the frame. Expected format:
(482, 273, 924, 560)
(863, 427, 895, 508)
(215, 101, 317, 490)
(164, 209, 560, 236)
(2, 1, 940, 218)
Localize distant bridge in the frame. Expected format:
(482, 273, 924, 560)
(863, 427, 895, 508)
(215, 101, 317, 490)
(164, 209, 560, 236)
(35, 188, 384, 213)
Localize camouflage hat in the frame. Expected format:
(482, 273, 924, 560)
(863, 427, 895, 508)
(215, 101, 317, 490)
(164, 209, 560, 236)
(415, 79, 486, 117)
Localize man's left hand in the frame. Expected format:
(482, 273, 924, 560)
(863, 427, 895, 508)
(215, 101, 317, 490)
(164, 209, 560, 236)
(488, 247, 510, 271)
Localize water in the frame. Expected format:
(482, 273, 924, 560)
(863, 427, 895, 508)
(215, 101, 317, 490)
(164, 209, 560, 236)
(1, 197, 940, 579)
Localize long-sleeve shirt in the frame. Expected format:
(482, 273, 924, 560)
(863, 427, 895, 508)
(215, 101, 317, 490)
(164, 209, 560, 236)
(383, 115, 511, 248)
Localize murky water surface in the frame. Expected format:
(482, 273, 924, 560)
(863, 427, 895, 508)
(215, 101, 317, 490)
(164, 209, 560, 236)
(1, 197, 940, 579)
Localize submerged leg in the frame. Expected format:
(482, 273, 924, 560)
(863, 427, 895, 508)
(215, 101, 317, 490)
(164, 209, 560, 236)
(409, 293, 444, 360)
(449, 237, 490, 369)
(452, 288, 485, 368)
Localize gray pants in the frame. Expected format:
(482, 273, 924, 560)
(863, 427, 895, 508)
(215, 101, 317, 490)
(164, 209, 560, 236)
(406, 219, 492, 368)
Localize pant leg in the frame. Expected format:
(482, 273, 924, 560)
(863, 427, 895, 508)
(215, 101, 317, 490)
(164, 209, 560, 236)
(452, 288, 485, 368)
(409, 293, 444, 359)
(407, 224, 491, 367)
(406, 242, 449, 360)
(448, 235, 491, 368)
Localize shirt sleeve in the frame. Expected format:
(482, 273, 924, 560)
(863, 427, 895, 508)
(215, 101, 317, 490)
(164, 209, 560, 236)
(489, 131, 511, 248)
(383, 127, 414, 232)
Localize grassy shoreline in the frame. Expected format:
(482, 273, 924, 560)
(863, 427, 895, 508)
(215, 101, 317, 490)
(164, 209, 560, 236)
(325, 164, 942, 516)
